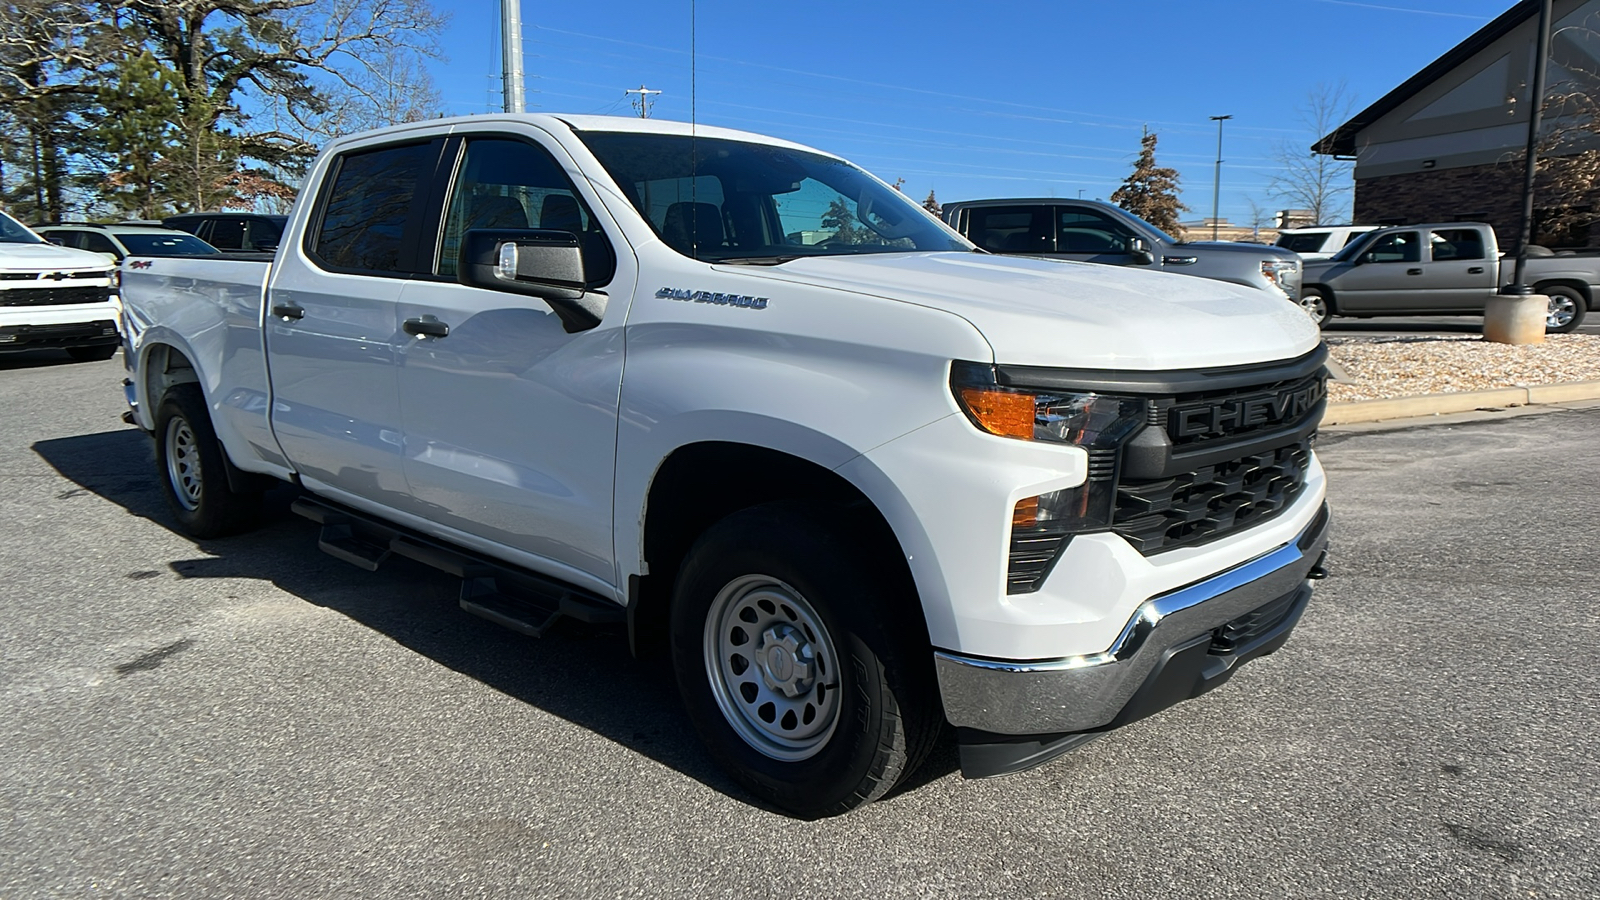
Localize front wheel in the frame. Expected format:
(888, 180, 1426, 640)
(670, 504, 939, 818)
(153, 384, 263, 538)
(1299, 289, 1332, 328)
(1543, 286, 1587, 333)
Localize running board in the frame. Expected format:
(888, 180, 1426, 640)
(290, 496, 623, 637)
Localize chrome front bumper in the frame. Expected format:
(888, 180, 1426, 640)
(935, 505, 1330, 736)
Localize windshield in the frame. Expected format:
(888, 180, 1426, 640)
(118, 232, 219, 256)
(1330, 231, 1379, 262)
(1276, 232, 1329, 253)
(578, 132, 971, 262)
(0, 211, 44, 244)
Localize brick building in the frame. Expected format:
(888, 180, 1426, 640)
(1315, 0, 1600, 251)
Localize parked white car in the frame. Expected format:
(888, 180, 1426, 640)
(0, 210, 120, 361)
(1275, 225, 1380, 261)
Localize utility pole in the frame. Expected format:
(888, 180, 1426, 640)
(1209, 115, 1232, 241)
(626, 85, 662, 118)
(500, 0, 525, 113)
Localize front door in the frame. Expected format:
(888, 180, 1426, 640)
(267, 139, 444, 513)
(1328, 230, 1424, 312)
(394, 132, 633, 591)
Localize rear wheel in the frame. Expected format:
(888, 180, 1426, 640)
(153, 384, 263, 538)
(1299, 288, 1332, 328)
(670, 504, 939, 818)
(67, 345, 117, 362)
(1542, 285, 1586, 333)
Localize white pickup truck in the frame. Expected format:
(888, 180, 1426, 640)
(120, 114, 1331, 817)
(0, 210, 120, 360)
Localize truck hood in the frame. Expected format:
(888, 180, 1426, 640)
(0, 241, 113, 271)
(748, 252, 1321, 369)
(1169, 240, 1299, 261)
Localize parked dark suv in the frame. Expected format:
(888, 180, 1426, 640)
(163, 213, 288, 252)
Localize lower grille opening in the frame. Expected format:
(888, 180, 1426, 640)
(1210, 590, 1301, 654)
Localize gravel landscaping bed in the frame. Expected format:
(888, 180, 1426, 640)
(1326, 334, 1600, 402)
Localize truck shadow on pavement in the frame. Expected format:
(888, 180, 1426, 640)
(32, 427, 961, 813)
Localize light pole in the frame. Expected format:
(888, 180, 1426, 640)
(1209, 115, 1232, 241)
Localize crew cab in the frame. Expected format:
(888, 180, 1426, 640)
(1275, 225, 1379, 261)
(120, 114, 1331, 817)
(942, 198, 1303, 300)
(0, 210, 120, 361)
(1300, 222, 1596, 331)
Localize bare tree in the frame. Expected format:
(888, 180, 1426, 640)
(1269, 82, 1358, 226)
(1521, 11, 1600, 243)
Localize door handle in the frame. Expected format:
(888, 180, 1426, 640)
(1468, 266, 1485, 274)
(403, 316, 449, 338)
(271, 303, 304, 320)
(1406, 268, 1423, 275)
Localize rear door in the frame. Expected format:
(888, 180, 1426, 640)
(393, 131, 634, 590)
(266, 137, 446, 515)
(1420, 227, 1496, 311)
(1328, 230, 1424, 311)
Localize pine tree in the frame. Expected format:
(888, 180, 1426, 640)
(1111, 131, 1188, 238)
(922, 190, 941, 216)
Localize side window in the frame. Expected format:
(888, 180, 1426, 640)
(1057, 208, 1136, 253)
(437, 137, 615, 284)
(313, 141, 435, 275)
(967, 205, 1051, 253)
(1429, 229, 1484, 261)
(1363, 231, 1421, 264)
(208, 218, 246, 250)
(44, 231, 79, 248)
(82, 233, 121, 257)
(247, 219, 283, 250)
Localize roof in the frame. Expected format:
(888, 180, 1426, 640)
(38, 223, 183, 234)
(1314, 0, 1537, 156)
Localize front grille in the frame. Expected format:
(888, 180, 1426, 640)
(1112, 438, 1312, 554)
(0, 286, 110, 307)
(1158, 371, 1326, 449)
(1210, 588, 1301, 654)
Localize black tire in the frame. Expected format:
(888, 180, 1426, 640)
(1299, 288, 1333, 328)
(670, 503, 940, 818)
(153, 384, 263, 538)
(67, 344, 117, 362)
(1541, 285, 1587, 333)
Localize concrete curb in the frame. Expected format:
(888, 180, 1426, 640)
(1322, 380, 1600, 425)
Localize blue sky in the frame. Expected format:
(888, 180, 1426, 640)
(424, 0, 1512, 226)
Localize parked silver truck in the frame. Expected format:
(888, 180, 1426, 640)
(942, 198, 1302, 300)
(1299, 223, 1595, 332)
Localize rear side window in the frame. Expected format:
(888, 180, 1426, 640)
(313, 142, 435, 274)
(1429, 229, 1485, 261)
(1277, 232, 1329, 253)
(207, 219, 246, 250)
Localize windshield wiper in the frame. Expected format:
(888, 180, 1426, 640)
(715, 255, 803, 266)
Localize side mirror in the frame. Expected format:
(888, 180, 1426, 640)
(459, 228, 606, 333)
(1127, 237, 1155, 266)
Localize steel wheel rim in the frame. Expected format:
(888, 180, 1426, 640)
(1300, 294, 1327, 323)
(1547, 294, 1576, 328)
(703, 574, 842, 761)
(165, 416, 202, 511)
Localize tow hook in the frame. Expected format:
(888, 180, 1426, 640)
(1307, 550, 1330, 580)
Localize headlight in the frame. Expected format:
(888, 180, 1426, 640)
(1261, 258, 1299, 295)
(951, 361, 1147, 592)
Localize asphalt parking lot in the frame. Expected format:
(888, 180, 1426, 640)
(3, 350, 1597, 899)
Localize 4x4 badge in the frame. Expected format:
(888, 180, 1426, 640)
(656, 287, 768, 310)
